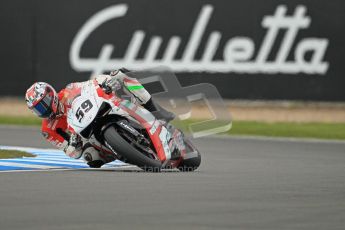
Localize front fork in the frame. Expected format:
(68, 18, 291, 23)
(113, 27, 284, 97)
(117, 99, 178, 163)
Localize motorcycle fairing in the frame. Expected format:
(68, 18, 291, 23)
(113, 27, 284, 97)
(68, 80, 175, 164)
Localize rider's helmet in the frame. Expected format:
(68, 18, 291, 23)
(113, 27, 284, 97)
(25, 82, 59, 119)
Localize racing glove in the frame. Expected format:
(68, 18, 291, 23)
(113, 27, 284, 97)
(64, 133, 83, 159)
(101, 70, 122, 94)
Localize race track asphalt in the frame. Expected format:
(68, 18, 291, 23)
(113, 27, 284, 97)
(0, 125, 344, 230)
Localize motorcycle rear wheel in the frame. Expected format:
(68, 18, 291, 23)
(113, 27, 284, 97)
(177, 139, 201, 172)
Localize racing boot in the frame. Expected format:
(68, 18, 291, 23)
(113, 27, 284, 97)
(82, 144, 116, 168)
(143, 98, 175, 122)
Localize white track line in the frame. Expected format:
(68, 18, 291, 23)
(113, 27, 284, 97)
(0, 162, 61, 169)
(24, 157, 84, 162)
(0, 165, 132, 173)
(0, 158, 87, 166)
(0, 145, 129, 173)
(17, 157, 125, 166)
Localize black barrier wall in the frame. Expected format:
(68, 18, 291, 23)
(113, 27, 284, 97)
(1, 0, 344, 101)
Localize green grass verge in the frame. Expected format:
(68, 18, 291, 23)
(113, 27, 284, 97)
(172, 120, 345, 140)
(0, 115, 344, 140)
(0, 150, 35, 159)
(229, 121, 345, 140)
(0, 116, 41, 126)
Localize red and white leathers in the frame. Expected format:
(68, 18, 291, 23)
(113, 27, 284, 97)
(41, 70, 151, 167)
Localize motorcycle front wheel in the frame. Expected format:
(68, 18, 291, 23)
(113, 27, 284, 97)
(103, 126, 162, 172)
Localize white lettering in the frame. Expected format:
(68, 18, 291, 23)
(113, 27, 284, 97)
(70, 4, 329, 76)
(295, 38, 329, 74)
(224, 38, 254, 63)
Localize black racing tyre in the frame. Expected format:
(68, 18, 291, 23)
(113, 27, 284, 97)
(103, 126, 162, 172)
(177, 153, 201, 172)
(178, 139, 201, 172)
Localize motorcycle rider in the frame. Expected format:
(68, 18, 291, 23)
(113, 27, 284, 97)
(25, 68, 175, 168)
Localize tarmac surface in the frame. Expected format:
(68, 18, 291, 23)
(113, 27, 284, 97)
(0, 125, 344, 230)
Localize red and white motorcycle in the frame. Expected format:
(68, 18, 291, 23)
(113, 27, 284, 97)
(67, 80, 201, 171)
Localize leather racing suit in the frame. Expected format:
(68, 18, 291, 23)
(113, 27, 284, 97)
(41, 70, 152, 168)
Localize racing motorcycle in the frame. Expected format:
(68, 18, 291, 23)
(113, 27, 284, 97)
(67, 79, 201, 172)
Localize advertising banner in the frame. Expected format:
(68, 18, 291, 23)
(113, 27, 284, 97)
(1, 0, 344, 101)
